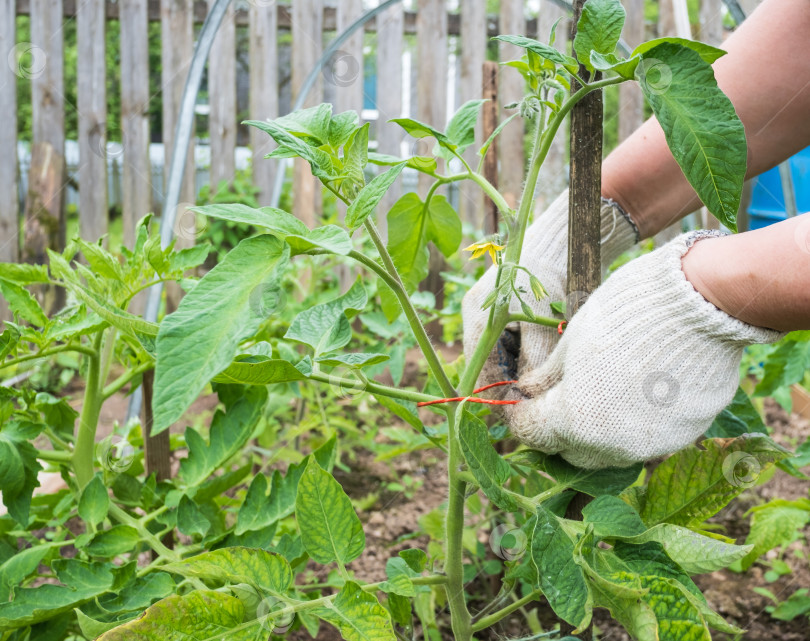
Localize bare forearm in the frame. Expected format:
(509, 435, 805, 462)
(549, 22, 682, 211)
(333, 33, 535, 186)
(602, 0, 810, 238)
(682, 214, 810, 331)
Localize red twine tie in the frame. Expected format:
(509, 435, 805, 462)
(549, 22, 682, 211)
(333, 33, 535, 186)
(417, 380, 520, 407)
(557, 320, 567, 335)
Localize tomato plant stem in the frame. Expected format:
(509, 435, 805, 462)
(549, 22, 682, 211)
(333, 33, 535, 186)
(0, 342, 97, 370)
(35, 449, 73, 463)
(361, 219, 457, 398)
(109, 503, 180, 563)
(102, 360, 152, 400)
(445, 405, 473, 641)
(73, 331, 105, 488)
(307, 371, 439, 404)
(471, 590, 542, 632)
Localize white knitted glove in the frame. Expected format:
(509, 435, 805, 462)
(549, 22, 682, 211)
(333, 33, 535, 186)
(461, 188, 639, 392)
(506, 231, 784, 469)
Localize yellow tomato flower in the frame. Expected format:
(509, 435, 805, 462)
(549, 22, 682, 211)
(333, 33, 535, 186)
(463, 240, 505, 263)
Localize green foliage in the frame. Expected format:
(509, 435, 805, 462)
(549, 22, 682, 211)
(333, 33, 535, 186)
(0, 13, 783, 641)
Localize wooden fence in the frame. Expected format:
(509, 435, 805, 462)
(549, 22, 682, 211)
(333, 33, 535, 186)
(1, 0, 735, 284)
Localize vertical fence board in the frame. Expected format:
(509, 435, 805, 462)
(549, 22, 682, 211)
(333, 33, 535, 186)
(417, 0, 447, 335)
(335, 0, 364, 115)
(335, 0, 364, 282)
(498, 0, 525, 208)
(120, 0, 151, 248)
(29, 0, 65, 253)
(376, 0, 404, 238)
(0, 0, 18, 316)
(658, 0, 676, 37)
(536, 1, 568, 211)
(416, 0, 447, 196)
(481, 61, 499, 237)
(291, 0, 323, 228)
(209, 0, 236, 192)
(617, 0, 643, 144)
(458, 0, 485, 229)
(700, 0, 724, 46)
(160, 0, 195, 228)
(77, 0, 107, 243)
(249, 1, 278, 206)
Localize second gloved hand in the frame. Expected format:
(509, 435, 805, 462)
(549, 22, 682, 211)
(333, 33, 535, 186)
(505, 231, 784, 469)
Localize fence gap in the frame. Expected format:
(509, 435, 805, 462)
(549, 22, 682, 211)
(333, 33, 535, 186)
(248, 0, 279, 206)
(77, 0, 108, 244)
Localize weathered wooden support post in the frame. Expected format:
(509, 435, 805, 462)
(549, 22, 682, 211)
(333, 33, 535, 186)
(562, 1, 602, 637)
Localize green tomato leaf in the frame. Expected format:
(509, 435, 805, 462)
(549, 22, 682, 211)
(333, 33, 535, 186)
(478, 113, 519, 159)
(0, 560, 116, 630)
(367, 152, 438, 174)
(493, 35, 579, 72)
(582, 495, 646, 538)
(285, 278, 367, 354)
(343, 123, 369, 188)
(740, 499, 810, 570)
(590, 51, 639, 79)
(98, 590, 263, 641)
(0, 545, 50, 601)
(531, 504, 591, 628)
(164, 548, 292, 594)
(236, 463, 306, 535)
(177, 495, 211, 538)
(458, 410, 518, 511)
(573, 0, 626, 71)
(513, 450, 642, 497)
(0, 262, 49, 284)
(619, 523, 753, 573)
(295, 459, 365, 565)
(435, 99, 487, 160)
(637, 42, 745, 231)
(705, 386, 768, 438)
(153, 235, 287, 433)
(78, 474, 110, 527)
(85, 525, 141, 558)
(632, 37, 726, 64)
(387, 193, 462, 290)
(212, 356, 311, 385)
(0, 279, 48, 326)
(246, 118, 338, 182)
(328, 110, 361, 148)
(641, 434, 790, 527)
(315, 352, 390, 368)
(0, 325, 20, 360)
(312, 581, 396, 641)
(754, 340, 810, 398)
(0, 424, 41, 526)
(389, 117, 454, 148)
(179, 388, 267, 487)
(345, 162, 407, 230)
(192, 203, 353, 255)
(274, 103, 334, 143)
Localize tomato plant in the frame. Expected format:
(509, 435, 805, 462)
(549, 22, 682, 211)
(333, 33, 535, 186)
(0, 2, 801, 640)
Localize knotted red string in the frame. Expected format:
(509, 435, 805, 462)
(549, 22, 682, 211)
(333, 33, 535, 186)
(417, 380, 519, 407)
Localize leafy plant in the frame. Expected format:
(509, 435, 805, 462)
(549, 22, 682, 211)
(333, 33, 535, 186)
(0, 3, 797, 640)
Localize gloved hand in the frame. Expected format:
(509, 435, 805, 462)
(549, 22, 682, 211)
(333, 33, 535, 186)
(461, 189, 639, 393)
(505, 231, 784, 469)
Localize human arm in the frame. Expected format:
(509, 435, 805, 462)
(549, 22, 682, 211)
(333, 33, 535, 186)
(682, 213, 810, 331)
(602, 0, 810, 238)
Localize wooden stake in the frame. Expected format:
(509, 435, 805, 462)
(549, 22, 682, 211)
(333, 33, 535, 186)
(481, 61, 499, 237)
(141, 369, 173, 554)
(563, 1, 601, 637)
